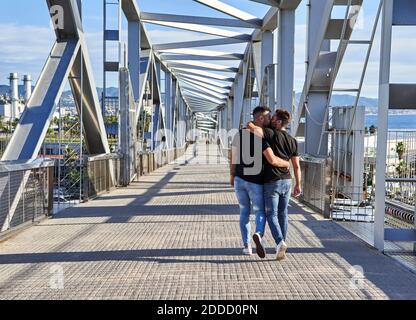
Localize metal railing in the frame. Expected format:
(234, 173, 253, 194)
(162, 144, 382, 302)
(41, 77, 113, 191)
(0, 138, 9, 158)
(0, 144, 189, 233)
(299, 155, 331, 218)
(385, 178, 415, 229)
(0, 159, 54, 235)
(83, 153, 122, 201)
(137, 146, 188, 177)
(300, 130, 416, 230)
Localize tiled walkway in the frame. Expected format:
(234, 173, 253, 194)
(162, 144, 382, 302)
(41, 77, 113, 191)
(1, 144, 416, 300)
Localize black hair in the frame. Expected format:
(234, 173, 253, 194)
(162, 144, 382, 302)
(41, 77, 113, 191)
(252, 106, 271, 120)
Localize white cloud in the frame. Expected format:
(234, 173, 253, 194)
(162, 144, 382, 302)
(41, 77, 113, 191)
(0, 23, 54, 82)
(1, 19, 416, 100)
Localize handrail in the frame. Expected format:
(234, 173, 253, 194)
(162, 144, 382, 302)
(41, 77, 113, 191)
(0, 158, 55, 173)
(386, 178, 416, 183)
(86, 153, 123, 162)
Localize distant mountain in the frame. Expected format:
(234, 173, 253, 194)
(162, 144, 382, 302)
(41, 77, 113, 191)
(61, 87, 119, 100)
(0, 84, 381, 112)
(0, 85, 119, 100)
(295, 93, 378, 110)
(0, 85, 34, 96)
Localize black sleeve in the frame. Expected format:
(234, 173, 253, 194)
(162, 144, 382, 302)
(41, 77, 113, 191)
(262, 138, 270, 152)
(291, 138, 300, 157)
(263, 128, 274, 142)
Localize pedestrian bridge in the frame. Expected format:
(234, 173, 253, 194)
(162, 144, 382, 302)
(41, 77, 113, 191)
(1, 0, 416, 300)
(1, 143, 416, 300)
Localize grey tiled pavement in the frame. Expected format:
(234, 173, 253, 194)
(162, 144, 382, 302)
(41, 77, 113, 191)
(1, 143, 416, 300)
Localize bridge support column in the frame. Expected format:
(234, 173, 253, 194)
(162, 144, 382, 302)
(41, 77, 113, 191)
(128, 21, 141, 101)
(277, 9, 296, 114)
(261, 31, 275, 110)
(305, 0, 330, 156)
(119, 68, 136, 186)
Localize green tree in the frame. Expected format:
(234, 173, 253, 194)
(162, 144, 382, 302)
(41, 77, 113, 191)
(396, 142, 406, 161)
(395, 160, 407, 176)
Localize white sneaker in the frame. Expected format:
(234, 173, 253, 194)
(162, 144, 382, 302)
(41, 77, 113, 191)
(276, 241, 288, 261)
(243, 246, 253, 256)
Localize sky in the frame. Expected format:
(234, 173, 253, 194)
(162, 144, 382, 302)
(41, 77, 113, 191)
(0, 0, 415, 98)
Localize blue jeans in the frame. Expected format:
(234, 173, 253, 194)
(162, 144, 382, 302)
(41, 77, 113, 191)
(264, 179, 292, 246)
(234, 176, 267, 246)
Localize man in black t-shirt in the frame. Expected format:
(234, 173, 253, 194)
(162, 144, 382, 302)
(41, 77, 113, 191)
(230, 107, 290, 257)
(247, 109, 302, 261)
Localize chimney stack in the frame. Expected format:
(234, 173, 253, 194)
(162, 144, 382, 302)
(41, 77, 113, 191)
(23, 74, 32, 105)
(8, 73, 19, 119)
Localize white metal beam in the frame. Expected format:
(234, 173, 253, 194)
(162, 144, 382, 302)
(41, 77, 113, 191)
(374, 0, 394, 252)
(174, 72, 232, 89)
(142, 19, 251, 39)
(179, 78, 229, 96)
(153, 37, 249, 50)
(167, 60, 238, 72)
(194, 0, 262, 26)
(183, 89, 225, 104)
(177, 76, 230, 94)
(157, 48, 243, 58)
(141, 12, 258, 28)
(181, 82, 228, 100)
(160, 54, 242, 61)
(248, 0, 278, 6)
(172, 67, 235, 81)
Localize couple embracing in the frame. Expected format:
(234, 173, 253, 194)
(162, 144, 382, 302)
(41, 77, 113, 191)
(230, 107, 301, 260)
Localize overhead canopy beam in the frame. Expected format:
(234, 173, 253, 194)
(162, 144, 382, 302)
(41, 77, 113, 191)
(153, 36, 249, 50)
(143, 19, 251, 39)
(183, 89, 226, 104)
(180, 79, 228, 98)
(141, 12, 259, 28)
(248, 0, 279, 6)
(157, 48, 243, 58)
(167, 60, 238, 72)
(194, 0, 262, 27)
(172, 67, 235, 81)
(189, 100, 218, 107)
(160, 54, 242, 61)
(196, 114, 218, 123)
(174, 73, 232, 89)
(278, 0, 302, 10)
(177, 76, 230, 94)
(181, 82, 228, 100)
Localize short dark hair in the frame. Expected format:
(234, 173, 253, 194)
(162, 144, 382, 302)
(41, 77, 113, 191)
(275, 109, 291, 127)
(252, 106, 271, 120)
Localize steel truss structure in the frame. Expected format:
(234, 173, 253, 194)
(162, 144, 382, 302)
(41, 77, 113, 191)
(1, 0, 415, 253)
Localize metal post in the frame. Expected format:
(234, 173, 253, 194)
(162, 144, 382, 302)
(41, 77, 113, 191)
(119, 68, 131, 186)
(305, 0, 331, 156)
(47, 165, 54, 217)
(261, 31, 274, 110)
(261, 31, 273, 85)
(79, 45, 84, 202)
(102, 0, 107, 116)
(166, 72, 173, 149)
(277, 9, 296, 113)
(375, 0, 394, 252)
(414, 201, 416, 254)
(128, 21, 141, 101)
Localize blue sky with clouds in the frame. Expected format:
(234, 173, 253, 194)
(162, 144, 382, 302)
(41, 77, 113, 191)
(0, 0, 415, 98)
